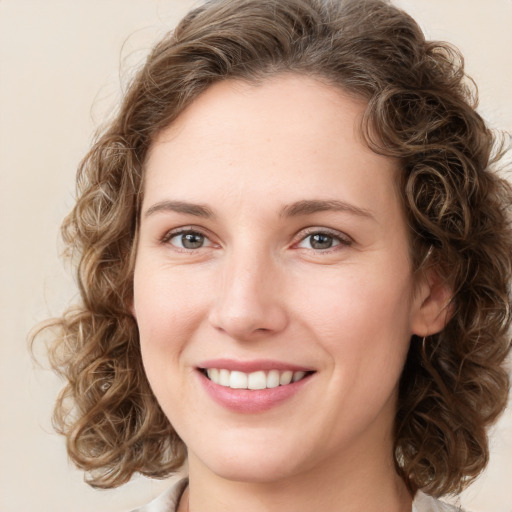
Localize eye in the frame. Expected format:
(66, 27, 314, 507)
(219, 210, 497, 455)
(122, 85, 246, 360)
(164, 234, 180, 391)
(296, 230, 352, 251)
(166, 230, 213, 250)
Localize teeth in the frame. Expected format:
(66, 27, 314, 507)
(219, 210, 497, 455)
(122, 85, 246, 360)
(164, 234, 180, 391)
(229, 371, 247, 389)
(219, 369, 230, 386)
(279, 370, 293, 385)
(292, 371, 306, 382)
(248, 371, 266, 390)
(267, 370, 280, 388)
(205, 368, 309, 389)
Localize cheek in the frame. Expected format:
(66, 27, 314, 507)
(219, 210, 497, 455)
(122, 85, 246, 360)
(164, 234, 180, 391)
(300, 264, 412, 327)
(134, 261, 209, 338)
(132, 268, 205, 423)
(298, 267, 414, 371)
(132, 263, 208, 390)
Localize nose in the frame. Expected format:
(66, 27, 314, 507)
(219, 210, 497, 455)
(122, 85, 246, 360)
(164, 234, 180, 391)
(208, 251, 289, 341)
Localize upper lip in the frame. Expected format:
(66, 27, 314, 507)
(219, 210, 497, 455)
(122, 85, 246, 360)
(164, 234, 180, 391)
(197, 358, 314, 373)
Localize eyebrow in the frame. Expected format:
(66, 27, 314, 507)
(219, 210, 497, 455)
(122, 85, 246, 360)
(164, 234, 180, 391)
(143, 198, 375, 221)
(279, 199, 375, 220)
(144, 200, 214, 219)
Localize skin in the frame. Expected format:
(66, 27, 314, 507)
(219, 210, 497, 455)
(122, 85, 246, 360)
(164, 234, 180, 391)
(133, 75, 450, 512)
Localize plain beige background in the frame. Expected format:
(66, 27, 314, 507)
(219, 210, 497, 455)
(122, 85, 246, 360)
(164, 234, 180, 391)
(1, 1, 511, 511)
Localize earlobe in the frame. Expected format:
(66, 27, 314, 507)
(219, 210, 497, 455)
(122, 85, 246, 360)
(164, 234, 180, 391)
(411, 267, 453, 337)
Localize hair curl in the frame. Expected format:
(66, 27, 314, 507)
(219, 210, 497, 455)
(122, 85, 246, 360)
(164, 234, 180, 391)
(34, 0, 512, 495)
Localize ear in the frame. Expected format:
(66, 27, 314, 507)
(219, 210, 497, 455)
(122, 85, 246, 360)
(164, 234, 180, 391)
(411, 267, 453, 336)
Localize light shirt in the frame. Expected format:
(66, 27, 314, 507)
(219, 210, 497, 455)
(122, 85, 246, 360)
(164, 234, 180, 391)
(130, 479, 463, 512)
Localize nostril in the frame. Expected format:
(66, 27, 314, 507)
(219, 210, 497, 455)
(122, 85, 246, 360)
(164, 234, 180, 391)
(208, 300, 289, 340)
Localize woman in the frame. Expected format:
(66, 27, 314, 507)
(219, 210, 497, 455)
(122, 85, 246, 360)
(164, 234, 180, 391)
(38, 0, 512, 511)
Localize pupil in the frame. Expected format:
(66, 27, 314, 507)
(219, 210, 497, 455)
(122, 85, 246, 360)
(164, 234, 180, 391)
(311, 233, 332, 249)
(182, 233, 204, 249)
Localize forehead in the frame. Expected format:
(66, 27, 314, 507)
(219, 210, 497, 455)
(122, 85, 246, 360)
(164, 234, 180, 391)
(150, 75, 367, 152)
(144, 75, 400, 216)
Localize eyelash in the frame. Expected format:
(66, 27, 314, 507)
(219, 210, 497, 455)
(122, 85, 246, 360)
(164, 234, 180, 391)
(161, 226, 353, 253)
(161, 227, 214, 252)
(294, 227, 353, 253)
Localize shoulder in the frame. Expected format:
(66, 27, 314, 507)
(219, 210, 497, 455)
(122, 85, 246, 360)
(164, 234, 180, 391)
(128, 479, 188, 512)
(413, 491, 466, 512)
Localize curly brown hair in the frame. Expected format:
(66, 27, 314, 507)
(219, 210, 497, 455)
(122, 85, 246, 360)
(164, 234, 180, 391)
(34, 0, 512, 496)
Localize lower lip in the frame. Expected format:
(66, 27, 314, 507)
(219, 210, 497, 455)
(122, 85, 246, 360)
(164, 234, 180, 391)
(197, 371, 313, 413)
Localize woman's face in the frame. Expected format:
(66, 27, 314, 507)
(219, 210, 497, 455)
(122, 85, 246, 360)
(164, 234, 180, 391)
(133, 75, 434, 483)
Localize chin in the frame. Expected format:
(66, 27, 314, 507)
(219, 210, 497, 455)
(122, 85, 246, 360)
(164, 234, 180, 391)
(191, 436, 310, 484)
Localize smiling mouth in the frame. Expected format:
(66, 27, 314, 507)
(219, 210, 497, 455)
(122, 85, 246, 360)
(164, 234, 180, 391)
(200, 368, 314, 390)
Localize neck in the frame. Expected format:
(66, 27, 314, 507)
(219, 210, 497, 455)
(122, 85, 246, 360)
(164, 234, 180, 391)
(184, 443, 412, 512)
